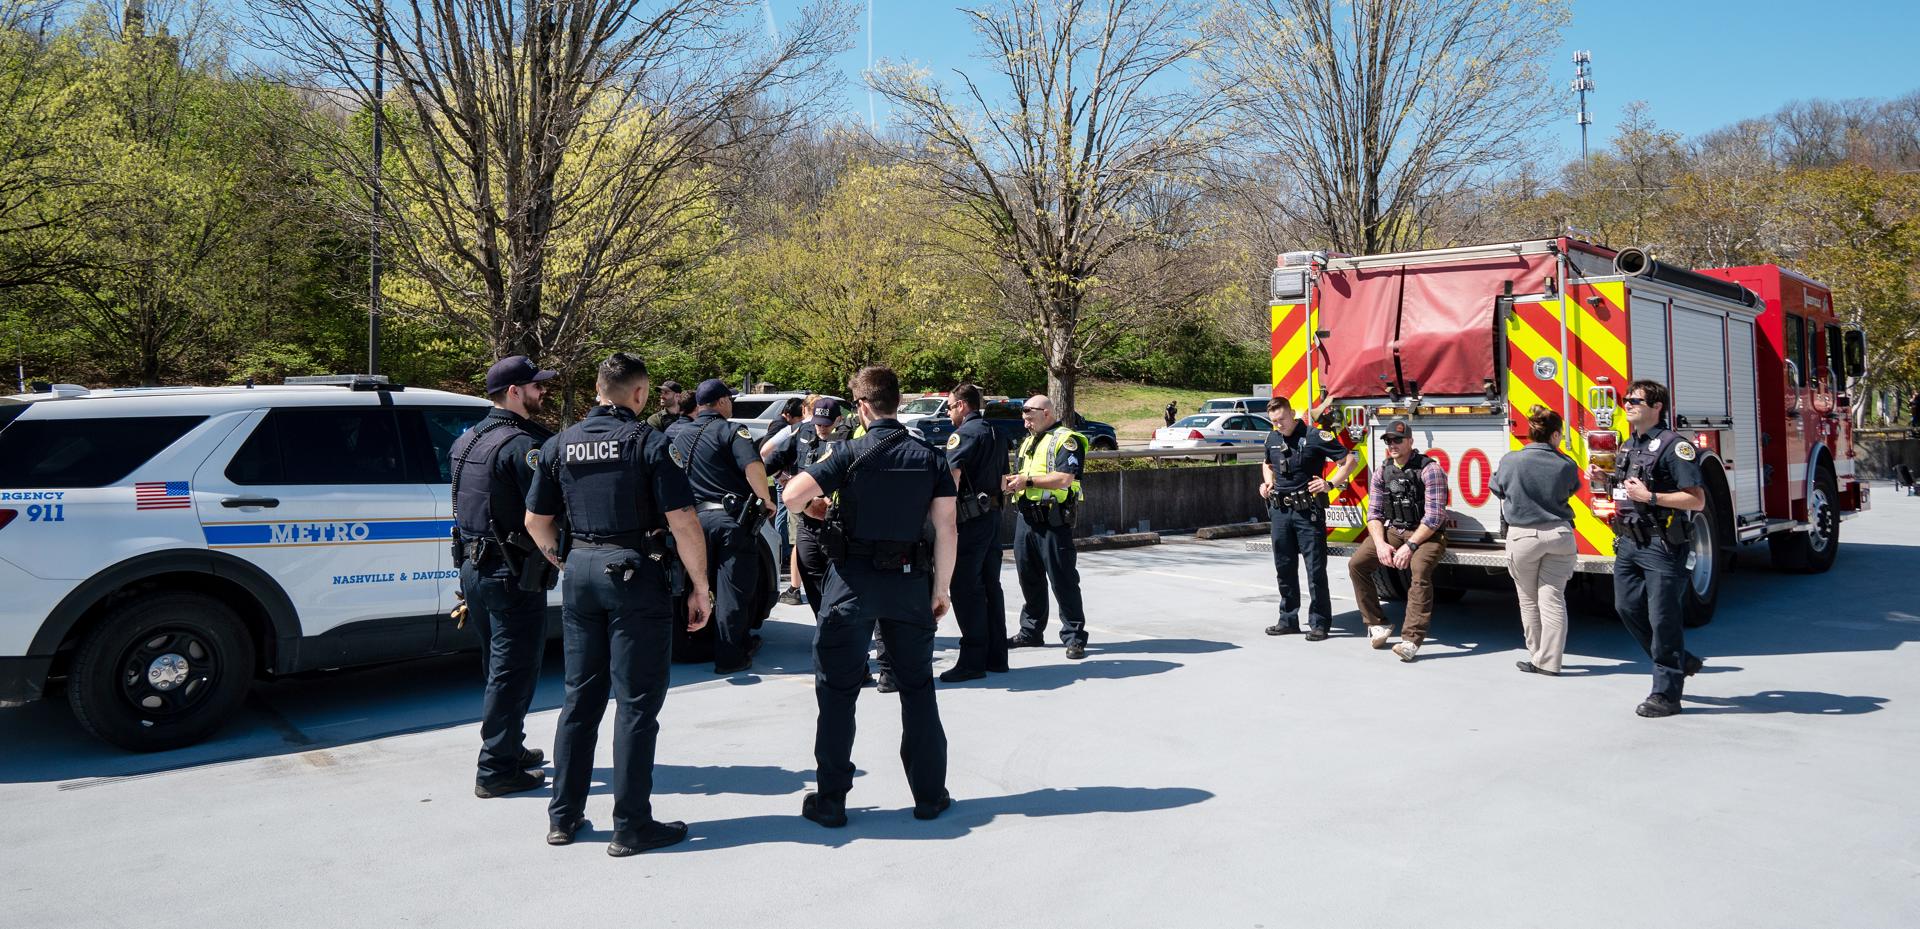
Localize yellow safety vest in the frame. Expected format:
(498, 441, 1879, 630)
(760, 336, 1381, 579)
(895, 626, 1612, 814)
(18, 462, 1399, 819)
(1015, 425, 1086, 504)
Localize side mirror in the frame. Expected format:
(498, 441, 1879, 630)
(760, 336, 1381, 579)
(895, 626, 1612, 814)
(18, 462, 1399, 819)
(1844, 329, 1867, 379)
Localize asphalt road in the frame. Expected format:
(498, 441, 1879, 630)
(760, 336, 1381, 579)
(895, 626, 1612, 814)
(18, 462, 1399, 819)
(4, 488, 1917, 928)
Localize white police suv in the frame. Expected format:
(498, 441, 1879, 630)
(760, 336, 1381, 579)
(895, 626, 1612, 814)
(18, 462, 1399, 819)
(0, 377, 776, 751)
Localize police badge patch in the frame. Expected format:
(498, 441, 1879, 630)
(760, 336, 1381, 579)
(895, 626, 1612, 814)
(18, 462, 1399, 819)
(525, 449, 540, 469)
(1318, 430, 1337, 442)
(669, 444, 686, 468)
(1675, 441, 1696, 461)
(946, 434, 961, 450)
(818, 445, 834, 461)
(737, 427, 751, 440)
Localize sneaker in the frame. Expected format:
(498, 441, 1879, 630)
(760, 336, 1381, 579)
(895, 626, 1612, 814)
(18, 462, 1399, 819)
(547, 816, 586, 846)
(1304, 628, 1329, 642)
(517, 747, 546, 769)
(777, 586, 804, 606)
(1636, 694, 1682, 718)
(475, 768, 545, 798)
(1392, 641, 1420, 662)
(1265, 622, 1302, 636)
(1007, 633, 1045, 649)
(1064, 642, 1086, 660)
(1368, 625, 1394, 649)
(607, 820, 689, 856)
(1515, 660, 1560, 677)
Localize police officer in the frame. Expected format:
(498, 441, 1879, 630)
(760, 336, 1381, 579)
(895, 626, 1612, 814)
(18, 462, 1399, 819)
(938, 382, 1009, 682)
(1005, 395, 1090, 659)
(780, 365, 956, 827)
(1258, 396, 1359, 640)
(646, 380, 689, 432)
(673, 378, 777, 674)
(1611, 380, 1708, 718)
(452, 355, 558, 799)
(523, 353, 714, 856)
(765, 397, 842, 615)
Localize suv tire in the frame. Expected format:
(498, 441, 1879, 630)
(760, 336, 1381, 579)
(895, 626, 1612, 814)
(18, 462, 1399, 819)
(68, 593, 255, 752)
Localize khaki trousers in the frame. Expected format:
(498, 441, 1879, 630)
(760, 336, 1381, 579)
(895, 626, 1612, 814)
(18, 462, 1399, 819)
(1506, 525, 1577, 672)
(1348, 527, 1446, 644)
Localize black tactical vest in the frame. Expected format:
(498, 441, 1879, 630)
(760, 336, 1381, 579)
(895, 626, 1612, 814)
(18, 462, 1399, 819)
(551, 409, 664, 538)
(1380, 452, 1431, 530)
(451, 417, 531, 540)
(1614, 425, 1675, 529)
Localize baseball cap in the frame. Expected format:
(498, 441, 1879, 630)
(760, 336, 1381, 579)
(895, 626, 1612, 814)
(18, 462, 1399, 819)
(807, 398, 838, 425)
(659, 380, 683, 394)
(694, 378, 737, 406)
(1380, 420, 1413, 442)
(485, 355, 558, 394)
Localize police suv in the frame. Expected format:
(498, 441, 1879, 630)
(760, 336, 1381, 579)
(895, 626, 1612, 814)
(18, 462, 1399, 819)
(0, 377, 777, 751)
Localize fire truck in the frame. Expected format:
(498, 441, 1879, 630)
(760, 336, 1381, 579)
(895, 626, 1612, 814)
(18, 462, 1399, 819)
(1267, 236, 1869, 625)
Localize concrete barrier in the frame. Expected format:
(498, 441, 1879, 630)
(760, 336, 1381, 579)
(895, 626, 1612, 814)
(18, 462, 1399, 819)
(1856, 434, 1919, 481)
(996, 463, 1267, 543)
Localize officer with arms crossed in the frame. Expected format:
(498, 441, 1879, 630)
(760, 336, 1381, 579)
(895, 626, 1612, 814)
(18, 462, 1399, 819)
(1005, 396, 1091, 659)
(523, 353, 714, 856)
(1611, 380, 1708, 718)
(782, 365, 957, 827)
(938, 382, 1009, 682)
(673, 378, 777, 675)
(1258, 396, 1359, 641)
(452, 355, 558, 798)
(1346, 420, 1449, 661)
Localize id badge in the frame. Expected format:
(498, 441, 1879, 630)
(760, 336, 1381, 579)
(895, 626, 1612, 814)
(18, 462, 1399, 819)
(1611, 486, 1630, 501)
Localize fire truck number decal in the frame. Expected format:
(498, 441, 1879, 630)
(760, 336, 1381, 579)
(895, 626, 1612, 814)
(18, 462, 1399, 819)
(1415, 447, 1492, 508)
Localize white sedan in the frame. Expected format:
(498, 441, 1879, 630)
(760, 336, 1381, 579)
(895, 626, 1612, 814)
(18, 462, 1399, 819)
(1149, 413, 1272, 456)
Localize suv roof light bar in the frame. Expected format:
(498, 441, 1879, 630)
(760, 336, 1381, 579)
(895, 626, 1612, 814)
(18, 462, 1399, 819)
(284, 374, 405, 391)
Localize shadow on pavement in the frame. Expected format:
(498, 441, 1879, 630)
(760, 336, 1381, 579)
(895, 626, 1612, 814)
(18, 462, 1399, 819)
(1088, 638, 1238, 656)
(944, 659, 1183, 693)
(1681, 690, 1887, 715)
(645, 785, 1215, 853)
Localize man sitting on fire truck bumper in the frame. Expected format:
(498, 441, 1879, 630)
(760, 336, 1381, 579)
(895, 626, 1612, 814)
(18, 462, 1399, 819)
(1347, 420, 1448, 661)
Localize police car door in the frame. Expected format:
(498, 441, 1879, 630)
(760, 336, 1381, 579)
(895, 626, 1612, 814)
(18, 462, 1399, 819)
(193, 404, 441, 659)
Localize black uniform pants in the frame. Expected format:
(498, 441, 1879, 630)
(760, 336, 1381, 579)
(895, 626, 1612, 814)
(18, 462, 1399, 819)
(950, 513, 1008, 673)
(549, 547, 674, 835)
(1267, 502, 1332, 632)
(797, 518, 892, 677)
(812, 562, 947, 805)
(1014, 515, 1087, 646)
(698, 507, 757, 670)
(1613, 535, 1700, 700)
(460, 562, 549, 783)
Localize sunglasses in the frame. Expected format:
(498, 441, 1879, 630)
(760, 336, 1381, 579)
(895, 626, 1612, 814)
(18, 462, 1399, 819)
(1382, 435, 1409, 444)
(1621, 397, 1649, 407)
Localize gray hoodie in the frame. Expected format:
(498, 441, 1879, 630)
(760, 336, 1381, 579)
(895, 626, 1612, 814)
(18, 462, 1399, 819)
(1489, 442, 1581, 529)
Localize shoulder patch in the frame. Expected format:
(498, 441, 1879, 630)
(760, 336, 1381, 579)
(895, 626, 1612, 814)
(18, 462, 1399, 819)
(737, 426, 751, 440)
(525, 448, 540, 469)
(945, 434, 961, 450)
(1318, 430, 1337, 442)
(1649, 438, 1661, 452)
(818, 445, 834, 462)
(1674, 441, 1695, 461)
(669, 444, 687, 468)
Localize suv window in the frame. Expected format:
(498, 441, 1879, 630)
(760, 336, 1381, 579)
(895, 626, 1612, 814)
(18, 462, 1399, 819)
(226, 408, 408, 485)
(730, 399, 776, 419)
(0, 415, 206, 488)
(413, 407, 488, 482)
(984, 401, 1022, 420)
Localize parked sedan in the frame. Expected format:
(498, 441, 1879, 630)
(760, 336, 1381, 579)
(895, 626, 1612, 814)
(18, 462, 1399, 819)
(908, 398, 1119, 451)
(1149, 412, 1272, 454)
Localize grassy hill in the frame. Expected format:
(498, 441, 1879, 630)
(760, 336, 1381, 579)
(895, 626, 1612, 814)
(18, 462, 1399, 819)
(1075, 379, 1236, 440)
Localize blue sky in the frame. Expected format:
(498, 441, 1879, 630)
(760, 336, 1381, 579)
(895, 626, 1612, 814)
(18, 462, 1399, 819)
(800, 0, 1919, 163)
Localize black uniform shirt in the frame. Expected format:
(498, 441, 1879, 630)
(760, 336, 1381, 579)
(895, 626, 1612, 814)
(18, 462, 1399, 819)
(672, 409, 759, 503)
(1265, 419, 1348, 492)
(945, 411, 1008, 512)
(805, 418, 954, 542)
(525, 405, 693, 537)
(1619, 424, 1704, 497)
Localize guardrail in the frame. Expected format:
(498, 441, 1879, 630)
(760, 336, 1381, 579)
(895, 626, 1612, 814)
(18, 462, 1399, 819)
(1087, 446, 1263, 463)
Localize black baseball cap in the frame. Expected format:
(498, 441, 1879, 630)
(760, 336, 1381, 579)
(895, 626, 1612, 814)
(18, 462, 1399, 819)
(659, 380, 683, 394)
(485, 355, 558, 394)
(1380, 420, 1413, 443)
(807, 397, 838, 425)
(694, 378, 737, 406)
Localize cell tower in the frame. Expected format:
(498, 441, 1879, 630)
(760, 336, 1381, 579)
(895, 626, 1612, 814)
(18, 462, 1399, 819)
(1572, 50, 1594, 166)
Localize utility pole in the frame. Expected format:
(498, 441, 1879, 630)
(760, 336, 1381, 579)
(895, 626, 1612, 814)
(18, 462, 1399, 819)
(1572, 50, 1594, 169)
(368, 1, 385, 376)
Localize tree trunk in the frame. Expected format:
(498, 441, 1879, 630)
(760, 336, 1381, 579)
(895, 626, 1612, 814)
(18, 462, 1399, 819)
(1044, 293, 1078, 425)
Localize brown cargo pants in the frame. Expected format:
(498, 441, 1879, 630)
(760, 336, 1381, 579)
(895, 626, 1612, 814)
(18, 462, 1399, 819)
(1348, 527, 1447, 645)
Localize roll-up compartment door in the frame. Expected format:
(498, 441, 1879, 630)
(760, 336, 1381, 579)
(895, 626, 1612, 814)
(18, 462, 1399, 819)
(1727, 318, 1763, 516)
(1630, 294, 1670, 386)
(1671, 305, 1728, 418)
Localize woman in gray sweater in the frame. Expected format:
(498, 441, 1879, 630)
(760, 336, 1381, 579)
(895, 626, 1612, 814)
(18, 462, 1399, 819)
(1490, 407, 1582, 675)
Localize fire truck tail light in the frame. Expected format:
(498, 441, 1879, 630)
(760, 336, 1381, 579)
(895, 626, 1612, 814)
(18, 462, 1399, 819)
(1589, 450, 1617, 472)
(1584, 429, 1618, 451)
(1590, 497, 1617, 520)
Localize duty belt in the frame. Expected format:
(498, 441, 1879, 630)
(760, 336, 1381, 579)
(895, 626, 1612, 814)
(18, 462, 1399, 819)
(572, 532, 647, 549)
(694, 501, 728, 512)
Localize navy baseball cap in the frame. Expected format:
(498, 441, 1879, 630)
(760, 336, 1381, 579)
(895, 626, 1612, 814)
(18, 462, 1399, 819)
(694, 378, 737, 405)
(485, 355, 557, 394)
(807, 397, 838, 425)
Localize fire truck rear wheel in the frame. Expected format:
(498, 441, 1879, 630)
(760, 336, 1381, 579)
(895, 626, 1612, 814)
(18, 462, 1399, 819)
(1680, 478, 1733, 628)
(1768, 467, 1840, 574)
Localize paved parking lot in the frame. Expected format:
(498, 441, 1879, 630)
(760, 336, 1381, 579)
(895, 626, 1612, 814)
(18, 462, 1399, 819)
(4, 489, 1917, 928)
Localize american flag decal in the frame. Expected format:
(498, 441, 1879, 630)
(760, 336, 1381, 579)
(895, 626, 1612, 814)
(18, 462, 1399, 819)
(135, 481, 192, 510)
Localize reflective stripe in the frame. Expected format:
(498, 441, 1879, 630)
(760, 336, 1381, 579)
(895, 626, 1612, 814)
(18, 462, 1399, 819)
(1015, 428, 1085, 503)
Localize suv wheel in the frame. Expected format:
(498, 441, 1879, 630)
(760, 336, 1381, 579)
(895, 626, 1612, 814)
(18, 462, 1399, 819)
(68, 593, 255, 752)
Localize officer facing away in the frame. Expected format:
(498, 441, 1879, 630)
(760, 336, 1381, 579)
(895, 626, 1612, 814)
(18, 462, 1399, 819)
(938, 382, 1010, 682)
(781, 365, 957, 827)
(452, 355, 558, 799)
(1611, 380, 1708, 718)
(1005, 395, 1090, 659)
(1258, 396, 1360, 640)
(673, 378, 778, 675)
(524, 353, 714, 856)
(1346, 420, 1449, 660)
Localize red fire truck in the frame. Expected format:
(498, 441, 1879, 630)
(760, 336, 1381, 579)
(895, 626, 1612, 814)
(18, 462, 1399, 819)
(1267, 237, 1869, 625)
